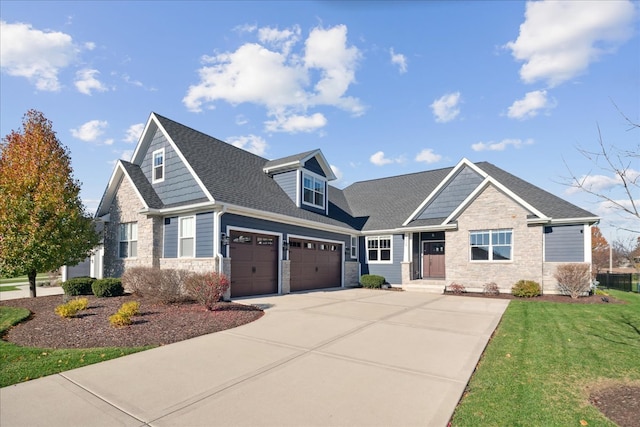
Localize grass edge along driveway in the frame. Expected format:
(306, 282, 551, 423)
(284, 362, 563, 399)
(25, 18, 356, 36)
(0, 306, 150, 387)
(450, 290, 640, 426)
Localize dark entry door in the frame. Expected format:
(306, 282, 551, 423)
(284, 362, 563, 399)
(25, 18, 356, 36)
(422, 241, 445, 279)
(230, 231, 278, 297)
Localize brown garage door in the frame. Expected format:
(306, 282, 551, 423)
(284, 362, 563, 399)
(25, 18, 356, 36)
(229, 231, 278, 297)
(290, 238, 341, 292)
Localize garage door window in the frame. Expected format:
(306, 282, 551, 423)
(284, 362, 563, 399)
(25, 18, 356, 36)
(367, 236, 392, 263)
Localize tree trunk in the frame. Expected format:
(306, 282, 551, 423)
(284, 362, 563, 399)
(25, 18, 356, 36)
(28, 269, 37, 298)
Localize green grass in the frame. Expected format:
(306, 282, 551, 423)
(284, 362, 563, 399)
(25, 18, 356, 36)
(0, 306, 152, 387)
(0, 273, 49, 285)
(451, 290, 640, 426)
(0, 286, 21, 292)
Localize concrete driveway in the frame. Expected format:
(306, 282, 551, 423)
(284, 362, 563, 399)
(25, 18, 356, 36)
(1, 288, 509, 426)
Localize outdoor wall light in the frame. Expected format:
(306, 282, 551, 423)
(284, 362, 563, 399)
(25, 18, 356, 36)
(221, 233, 229, 246)
(282, 240, 289, 251)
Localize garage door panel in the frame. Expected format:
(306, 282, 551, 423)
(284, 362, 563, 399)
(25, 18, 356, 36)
(290, 238, 341, 292)
(230, 231, 278, 297)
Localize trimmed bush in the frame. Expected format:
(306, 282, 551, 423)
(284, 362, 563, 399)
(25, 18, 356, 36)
(122, 267, 190, 304)
(109, 301, 141, 327)
(184, 272, 230, 310)
(360, 274, 386, 289)
(54, 298, 89, 318)
(61, 277, 95, 296)
(554, 263, 591, 299)
(483, 282, 500, 296)
(511, 280, 541, 298)
(92, 278, 124, 297)
(109, 312, 132, 327)
(447, 283, 466, 295)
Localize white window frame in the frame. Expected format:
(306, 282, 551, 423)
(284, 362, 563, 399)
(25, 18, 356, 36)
(302, 171, 326, 209)
(350, 236, 358, 259)
(152, 148, 165, 183)
(118, 222, 138, 259)
(366, 235, 392, 264)
(179, 216, 195, 258)
(469, 229, 513, 262)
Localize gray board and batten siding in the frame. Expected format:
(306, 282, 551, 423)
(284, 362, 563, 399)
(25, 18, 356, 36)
(163, 212, 214, 259)
(141, 127, 207, 206)
(359, 234, 404, 284)
(417, 165, 484, 220)
(544, 224, 585, 262)
(220, 213, 351, 258)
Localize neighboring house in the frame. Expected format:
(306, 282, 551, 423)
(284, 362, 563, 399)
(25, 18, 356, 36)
(95, 113, 599, 297)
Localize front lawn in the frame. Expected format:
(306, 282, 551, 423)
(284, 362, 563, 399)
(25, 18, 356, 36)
(0, 306, 149, 387)
(450, 290, 640, 426)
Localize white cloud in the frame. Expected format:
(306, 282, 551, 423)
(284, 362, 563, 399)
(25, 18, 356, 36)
(183, 24, 363, 134)
(123, 123, 144, 143)
(565, 171, 639, 195)
(330, 164, 343, 181)
(507, 90, 555, 120)
(265, 112, 327, 133)
(84, 42, 96, 50)
(505, 0, 636, 87)
(235, 115, 248, 125)
(430, 92, 461, 123)
(0, 21, 78, 91)
(70, 120, 108, 142)
(370, 151, 404, 166)
(227, 134, 268, 156)
(471, 138, 534, 152)
(108, 149, 135, 168)
(415, 148, 442, 164)
(74, 68, 108, 95)
(390, 48, 407, 73)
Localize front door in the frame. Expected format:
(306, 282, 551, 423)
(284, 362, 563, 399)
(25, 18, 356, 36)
(422, 241, 445, 279)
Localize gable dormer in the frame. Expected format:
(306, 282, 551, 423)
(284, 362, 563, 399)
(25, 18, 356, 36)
(264, 149, 336, 215)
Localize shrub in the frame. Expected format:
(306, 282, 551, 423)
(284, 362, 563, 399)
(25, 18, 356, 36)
(184, 272, 230, 310)
(54, 298, 89, 318)
(447, 283, 466, 295)
(359, 274, 386, 289)
(61, 277, 95, 296)
(109, 301, 140, 327)
(554, 263, 591, 299)
(122, 267, 190, 304)
(109, 312, 132, 327)
(483, 282, 500, 296)
(92, 278, 124, 297)
(118, 301, 140, 317)
(511, 280, 541, 298)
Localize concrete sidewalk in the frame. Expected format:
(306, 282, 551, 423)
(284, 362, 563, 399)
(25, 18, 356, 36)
(0, 289, 509, 426)
(0, 284, 64, 301)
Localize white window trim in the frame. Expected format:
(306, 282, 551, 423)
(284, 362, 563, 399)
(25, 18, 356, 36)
(118, 222, 138, 259)
(350, 235, 358, 259)
(152, 148, 165, 184)
(301, 171, 326, 210)
(469, 229, 513, 262)
(366, 235, 393, 264)
(179, 216, 195, 258)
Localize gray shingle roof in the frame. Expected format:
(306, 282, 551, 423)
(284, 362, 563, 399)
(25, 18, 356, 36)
(120, 160, 163, 209)
(145, 114, 596, 233)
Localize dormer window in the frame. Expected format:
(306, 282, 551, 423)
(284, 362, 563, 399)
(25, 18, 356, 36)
(153, 149, 165, 183)
(303, 172, 325, 209)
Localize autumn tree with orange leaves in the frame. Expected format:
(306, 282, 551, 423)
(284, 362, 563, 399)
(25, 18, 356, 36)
(591, 226, 609, 274)
(0, 110, 100, 297)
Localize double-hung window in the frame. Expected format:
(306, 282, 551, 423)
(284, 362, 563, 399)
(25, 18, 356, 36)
(367, 236, 392, 263)
(350, 236, 358, 259)
(119, 222, 138, 258)
(303, 173, 325, 209)
(470, 229, 512, 261)
(179, 216, 195, 257)
(152, 149, 165, 183)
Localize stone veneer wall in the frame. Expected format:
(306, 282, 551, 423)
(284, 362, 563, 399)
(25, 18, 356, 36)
(344, 261, 360, 287)
(103, 177, 162, 277)
(445, 185, 544, 292)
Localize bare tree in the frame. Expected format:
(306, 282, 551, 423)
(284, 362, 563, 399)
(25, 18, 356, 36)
(563, 105, 639, 233)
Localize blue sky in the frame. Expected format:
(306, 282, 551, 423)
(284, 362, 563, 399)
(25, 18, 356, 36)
(1, 1, 638, 242)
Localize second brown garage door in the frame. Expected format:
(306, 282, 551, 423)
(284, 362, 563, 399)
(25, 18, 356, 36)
(289, 238, 341, 292)
(229, 231, 278, 297)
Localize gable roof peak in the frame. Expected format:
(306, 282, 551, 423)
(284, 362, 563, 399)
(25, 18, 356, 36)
(263, 148, 337, 180)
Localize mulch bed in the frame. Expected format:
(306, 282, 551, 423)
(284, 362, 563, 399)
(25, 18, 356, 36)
(590, 385, 640, 427)
(0, 294, 263, 348)
(443, 292, 625, 304)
